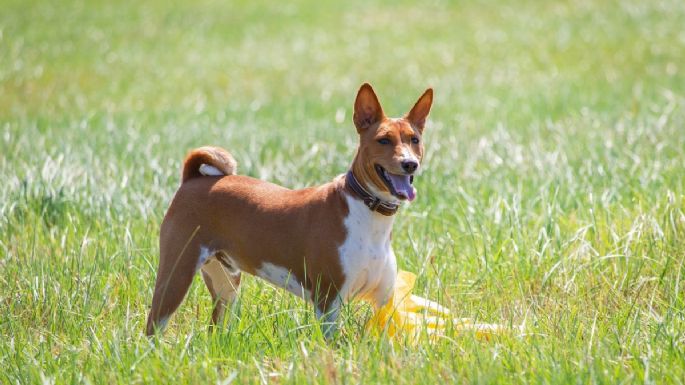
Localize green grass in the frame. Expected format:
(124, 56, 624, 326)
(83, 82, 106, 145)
(1, 0, 685, 383)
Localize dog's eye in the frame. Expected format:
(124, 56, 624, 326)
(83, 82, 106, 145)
(411, 137, 420, 144)
(377, 138, 391, 145)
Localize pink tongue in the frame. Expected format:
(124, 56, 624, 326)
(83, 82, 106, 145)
(387, 173, 416, 201)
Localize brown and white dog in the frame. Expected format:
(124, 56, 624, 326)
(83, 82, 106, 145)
(145, 83, 433, 338)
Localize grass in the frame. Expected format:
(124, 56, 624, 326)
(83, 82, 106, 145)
(1, 0, 685, 383)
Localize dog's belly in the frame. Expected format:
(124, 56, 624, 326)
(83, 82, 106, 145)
(252, 262, 310, 299)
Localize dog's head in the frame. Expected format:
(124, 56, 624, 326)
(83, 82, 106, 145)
(351, 83, 433, 202)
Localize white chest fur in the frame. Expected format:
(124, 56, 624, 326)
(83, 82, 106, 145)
(337, 194, 398, 307)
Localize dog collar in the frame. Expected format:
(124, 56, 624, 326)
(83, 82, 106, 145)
(345, 171, 400, 216)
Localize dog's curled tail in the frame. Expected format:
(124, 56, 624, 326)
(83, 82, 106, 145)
(182, 146, 237, 183)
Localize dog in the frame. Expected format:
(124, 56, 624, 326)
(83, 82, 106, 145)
(145, 83, 433, 338)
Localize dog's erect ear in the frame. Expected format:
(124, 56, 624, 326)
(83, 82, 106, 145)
(406, 88, 433, 133)
(353, 83, 385, 133)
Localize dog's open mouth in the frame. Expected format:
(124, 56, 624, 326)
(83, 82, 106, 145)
(375, 165, 416, 201)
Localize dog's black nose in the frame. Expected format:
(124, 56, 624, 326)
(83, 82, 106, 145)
(401, 160, 418, 174)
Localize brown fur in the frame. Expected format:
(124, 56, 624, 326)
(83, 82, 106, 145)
(181, 146, 237, 182)
(146, 175, 349, 335)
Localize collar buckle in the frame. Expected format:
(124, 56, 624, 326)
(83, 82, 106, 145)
(367, 197, 381, 211)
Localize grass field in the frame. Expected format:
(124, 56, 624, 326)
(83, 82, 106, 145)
(2, 0, 685, 383)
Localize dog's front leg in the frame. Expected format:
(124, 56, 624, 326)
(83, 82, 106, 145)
(315, 297, 342, 340)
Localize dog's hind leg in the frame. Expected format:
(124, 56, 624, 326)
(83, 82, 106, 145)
(200, 252, 242, 330)
(145, 236, 202, 336)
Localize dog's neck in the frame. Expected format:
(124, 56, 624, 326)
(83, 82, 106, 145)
(344, 170, 400, 216)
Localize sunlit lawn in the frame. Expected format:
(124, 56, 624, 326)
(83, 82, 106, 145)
(1, 0, 684, 383)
